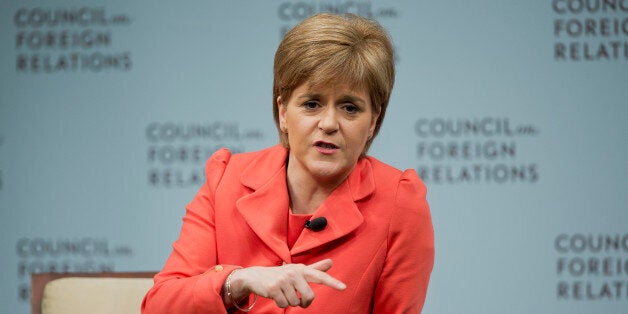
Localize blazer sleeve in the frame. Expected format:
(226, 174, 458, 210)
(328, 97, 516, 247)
(142, 148, 240, 314)
(372, 169, 435, 313)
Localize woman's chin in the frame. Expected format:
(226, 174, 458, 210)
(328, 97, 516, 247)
(307, 162, 351, 184)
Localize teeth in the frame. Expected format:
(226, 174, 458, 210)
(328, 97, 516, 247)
(318, 143, 335, 149)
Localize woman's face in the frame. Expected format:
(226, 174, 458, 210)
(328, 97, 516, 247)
(278, 81, 379, 185)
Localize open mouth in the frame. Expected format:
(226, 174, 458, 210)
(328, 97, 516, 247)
(314, 141, 339, 149)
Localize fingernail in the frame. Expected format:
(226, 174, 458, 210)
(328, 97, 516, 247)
(339, 282, 346, 289)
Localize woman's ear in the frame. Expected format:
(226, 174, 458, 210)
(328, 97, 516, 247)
(277, 96, 287, 131)
(369, 109, 381, 137)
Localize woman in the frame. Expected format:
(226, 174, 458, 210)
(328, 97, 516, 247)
(142, 13, 434, 313)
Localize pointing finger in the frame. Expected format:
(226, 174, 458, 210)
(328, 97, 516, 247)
(303, 268, 346, 290)
(307, 258, 333, 272)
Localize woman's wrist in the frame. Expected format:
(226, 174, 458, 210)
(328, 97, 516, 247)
(223, 268, 257, 312)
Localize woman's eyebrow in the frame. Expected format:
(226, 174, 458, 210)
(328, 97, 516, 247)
(338, 94, 366, 105)
(297, 93, 321, 100)
(297, 93, 366, 105)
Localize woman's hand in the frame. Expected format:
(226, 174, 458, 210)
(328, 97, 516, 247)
(224, 258, 346, 308)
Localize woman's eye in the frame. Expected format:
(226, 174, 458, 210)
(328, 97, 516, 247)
(343, 104, 360, 114)
(303, 101, 319, 110)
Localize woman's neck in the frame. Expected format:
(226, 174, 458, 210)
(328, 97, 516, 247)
(286, 165, 346, 215)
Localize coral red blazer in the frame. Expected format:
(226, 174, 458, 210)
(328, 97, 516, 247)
(142, 145, 434, 313)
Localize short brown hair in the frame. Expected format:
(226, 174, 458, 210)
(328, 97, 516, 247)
(272, 13, 395, 154)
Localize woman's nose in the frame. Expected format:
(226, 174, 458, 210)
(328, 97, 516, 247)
(318, 107, 339, 133)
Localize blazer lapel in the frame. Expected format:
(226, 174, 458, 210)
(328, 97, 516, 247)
(234, 147, 376, 259)
(290, 158, 375, 255)
(235, 146, 291, 262)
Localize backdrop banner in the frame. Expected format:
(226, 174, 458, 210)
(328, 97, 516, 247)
(1, 1, 626, 313)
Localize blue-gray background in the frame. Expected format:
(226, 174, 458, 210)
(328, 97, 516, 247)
(1, 1, 626, 313)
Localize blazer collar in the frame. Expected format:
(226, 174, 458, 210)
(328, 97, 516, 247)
(236, 145, 375, 259)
